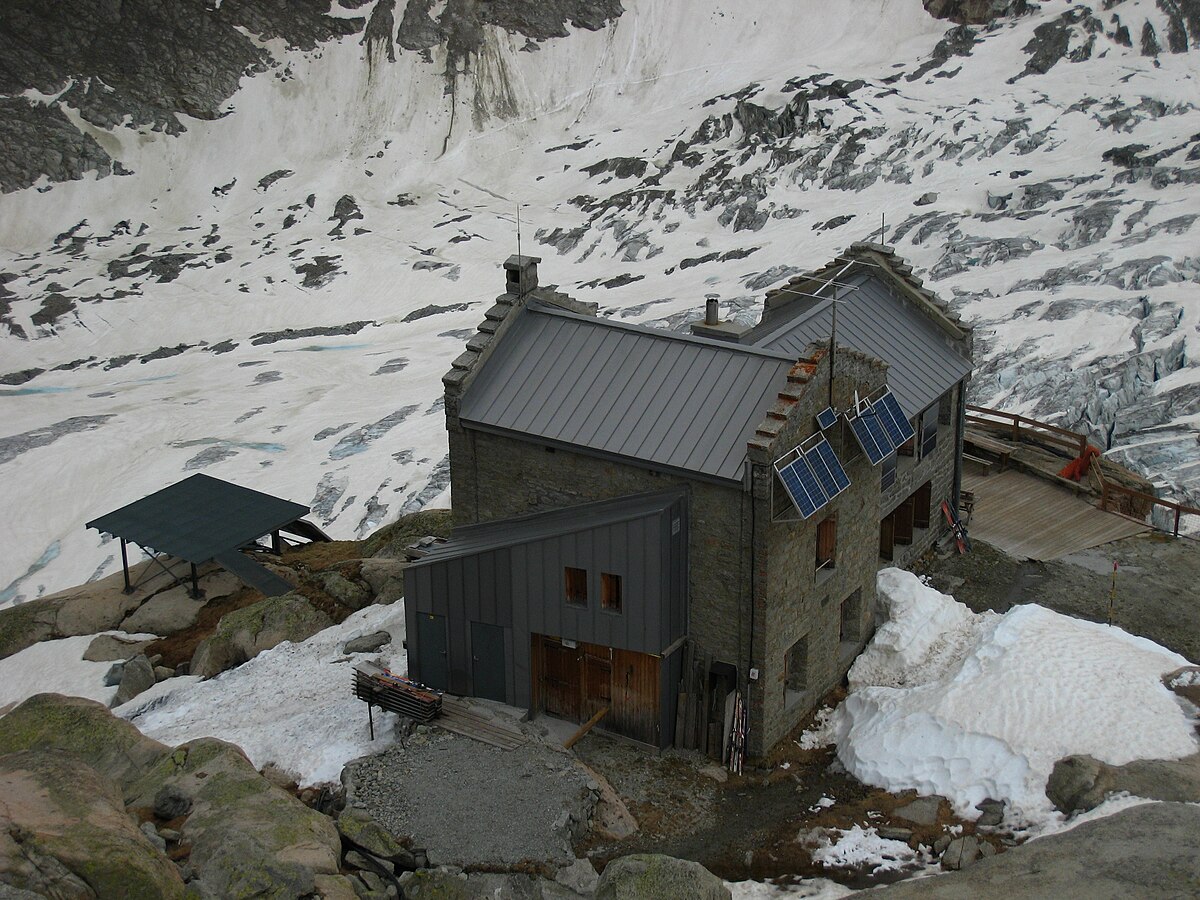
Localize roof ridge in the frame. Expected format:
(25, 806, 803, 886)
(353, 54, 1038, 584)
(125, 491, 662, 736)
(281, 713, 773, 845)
(527, 300, 796, 362)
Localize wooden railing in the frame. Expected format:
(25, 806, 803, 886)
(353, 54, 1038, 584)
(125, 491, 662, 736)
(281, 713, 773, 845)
(965, 405, 1088, 458)
(967, 404, 1200, 538)
(1090, 462, 1200, 537)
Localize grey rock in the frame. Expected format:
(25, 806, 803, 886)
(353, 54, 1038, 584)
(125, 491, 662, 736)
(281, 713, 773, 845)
(975, 798, 1005, 827)
(914, 191, 938, 206)
(933, 835, 952, 854)
(595, 854, 730, 900)
(556, 857, 599, 894)
(154, 783, 194, 820)
(113, 653, 156, 705)
(941, 835, 982, 870)
(337, 806, 410, 865)
(103, 661, 126, 686)
(357, 868, 386, 893)
(322, 571, 373, 610)
(868, 803, 1200, 897)
(893, 796, 943, 826)
(878, 826, 914, 842)
(83, 633, 156, 662)
(153, 665, 174, 682)
(1046, 752, 1200, 813)
(346, 849, 393, 875)
(190, 592, 332, 678)
(140, 820, 168, 853)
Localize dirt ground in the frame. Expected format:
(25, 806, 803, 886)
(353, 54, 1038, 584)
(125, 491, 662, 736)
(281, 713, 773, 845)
(915, 532, 1200, 664)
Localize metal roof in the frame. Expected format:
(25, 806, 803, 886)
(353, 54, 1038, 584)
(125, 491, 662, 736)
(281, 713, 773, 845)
(458, 302, 794, 482)
(749, 271, 972, 418)
(86, 473, 311, 564)
(409, 489, 685, 566)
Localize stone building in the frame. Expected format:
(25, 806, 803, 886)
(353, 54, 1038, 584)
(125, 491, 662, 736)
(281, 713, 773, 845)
(404, 243, 972, 756)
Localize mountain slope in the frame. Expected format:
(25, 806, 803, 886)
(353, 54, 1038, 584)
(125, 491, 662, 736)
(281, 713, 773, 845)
(1, 0, 1198, 602)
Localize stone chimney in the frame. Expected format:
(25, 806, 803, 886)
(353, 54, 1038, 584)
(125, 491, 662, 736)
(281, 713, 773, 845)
(503, 254, 540, 297)
(690, 293, 751, 342)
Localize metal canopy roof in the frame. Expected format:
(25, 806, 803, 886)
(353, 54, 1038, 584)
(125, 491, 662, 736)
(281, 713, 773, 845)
(750, 271, 972, 418)
(409, 489, 685, 567)
(86, 474, 311, 564)
(459, 302, 794, 482)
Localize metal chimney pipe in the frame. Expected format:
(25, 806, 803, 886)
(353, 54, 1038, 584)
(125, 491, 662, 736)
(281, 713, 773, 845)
(705, 294, 720, 326)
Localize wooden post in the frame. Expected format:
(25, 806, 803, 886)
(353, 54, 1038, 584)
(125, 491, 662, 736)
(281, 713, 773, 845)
(564, 707, 608, 749)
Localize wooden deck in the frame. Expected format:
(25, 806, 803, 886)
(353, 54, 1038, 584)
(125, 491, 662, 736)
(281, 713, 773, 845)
(964, 470, 1151, 560)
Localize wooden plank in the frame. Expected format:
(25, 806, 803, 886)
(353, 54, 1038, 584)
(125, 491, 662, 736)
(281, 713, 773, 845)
(564, 707, 609, 749)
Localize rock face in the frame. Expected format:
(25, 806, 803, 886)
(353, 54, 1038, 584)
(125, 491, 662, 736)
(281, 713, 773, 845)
(595, 854, 731, 900)
(190, 592, 332, 678)
(113, 653, 157, 706)
(126, 737, 341, 897)
(1046, 752, 1200, 814)
(0, 750, 185, 899)
(0, 694, 168, 795)
(868, 802, 1200, 897)
(923, 1, 1029, 25)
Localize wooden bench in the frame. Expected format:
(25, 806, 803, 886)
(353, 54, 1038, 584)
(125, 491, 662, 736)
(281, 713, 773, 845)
(965, 432, 1014, 470)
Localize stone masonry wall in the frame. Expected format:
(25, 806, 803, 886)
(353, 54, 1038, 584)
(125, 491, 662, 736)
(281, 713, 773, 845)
(880, 379, 965, 569)
(747, 347, 889, 754)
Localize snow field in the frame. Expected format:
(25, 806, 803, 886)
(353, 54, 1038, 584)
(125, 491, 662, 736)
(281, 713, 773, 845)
(833, 569, 1198, 828)
(0, 631, 158, 709)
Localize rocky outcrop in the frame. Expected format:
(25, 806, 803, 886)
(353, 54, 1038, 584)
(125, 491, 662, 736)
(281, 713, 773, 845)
(923, 1, 1030, 25)
(126, 737, 341, 897)
(190, 592, 332, 678)
(867, 802, 1200, 897)
(595, 854, 731, 900)
(0, 750, 186, 899)
(0, 694, 168, 795)
(1046, 752, 1200, 814)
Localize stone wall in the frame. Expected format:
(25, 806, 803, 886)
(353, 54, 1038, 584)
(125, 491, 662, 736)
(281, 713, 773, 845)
(747, 347, 889, 753)
(881, 379, 966, 569)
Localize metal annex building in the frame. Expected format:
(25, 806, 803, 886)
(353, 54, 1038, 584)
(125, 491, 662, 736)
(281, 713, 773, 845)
(406, 245, 973, 755)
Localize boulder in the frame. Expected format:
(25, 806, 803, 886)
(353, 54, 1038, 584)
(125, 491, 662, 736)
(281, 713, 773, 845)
(336, 806, 412, 867)
(0, 570, 143, 661)
(0, 750, 185, 899)
(892, 796, 943, 826)
(398, 869, 471, 900)
(595, 854, 730, 900)
(314, 874, 361, 900)
(119, 584, 210, 635)
(867, 802, 1200, 897)
(113, 653, 157, 706)
(320, 572, 372, 610)
(343, 631, 392, 654)
(0, 694, 168, 796)
(83, 633, 156, 662)
(975, 798, 1005, 827)
(190, 593, 332, 678)
(126, 737, 341, 896)
(359, 558, 407, 605)
(1046, 752, 1200, 813)
(556, 857, 600, 894)
(941, 835, 982, 870)
(153, 783, 194, 820)
(103, 660, 126, 686)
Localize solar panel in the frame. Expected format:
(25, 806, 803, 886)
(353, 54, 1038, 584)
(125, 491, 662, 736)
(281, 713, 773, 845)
(874, 391, 916, 447)
(849, 408, 895, 465)
(815, 407, 838, 430)
(806, 439, 852, 498)
(776, 456, 829, 519)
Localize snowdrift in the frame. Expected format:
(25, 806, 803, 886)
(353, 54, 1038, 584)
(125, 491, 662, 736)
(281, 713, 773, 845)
(834, 568, 1198, 828)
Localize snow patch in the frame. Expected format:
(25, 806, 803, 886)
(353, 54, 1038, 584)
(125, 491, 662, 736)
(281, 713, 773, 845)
(834, 569, 1198, 829)
(806, 824, 927, 874)
(119, 602, 408, 787)
(0, 631, 156, 710)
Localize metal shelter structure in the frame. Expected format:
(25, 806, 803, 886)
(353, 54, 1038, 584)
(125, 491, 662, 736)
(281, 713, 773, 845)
(86, 473, 329, 598)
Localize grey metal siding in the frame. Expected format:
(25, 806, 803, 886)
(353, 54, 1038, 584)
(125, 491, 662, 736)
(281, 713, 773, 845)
(404, 492, 688, 712)
(459, 304, 794, 482)
(758, 273, 971, 418)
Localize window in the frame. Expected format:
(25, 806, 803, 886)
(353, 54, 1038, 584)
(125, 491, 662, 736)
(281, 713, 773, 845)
(601, 573, 622, 612)
(565, 567, 588, 607)
(785, 635, 809, 706)
(919, 404, 938, 458)
(816, 515, 837, 571)
(881, 452, 897, 490)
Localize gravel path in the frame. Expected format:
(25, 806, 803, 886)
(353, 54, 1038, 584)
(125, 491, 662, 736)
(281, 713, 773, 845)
(344, 728, 595, 868)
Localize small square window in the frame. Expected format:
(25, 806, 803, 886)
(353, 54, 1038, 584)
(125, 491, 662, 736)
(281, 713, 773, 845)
(601, 573, 622, 612)
(565, 567, 587, 607)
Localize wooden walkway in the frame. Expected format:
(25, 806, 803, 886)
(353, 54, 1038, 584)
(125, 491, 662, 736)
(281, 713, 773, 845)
(436, 695, 527, 750)
(964, 470, 1151, 560)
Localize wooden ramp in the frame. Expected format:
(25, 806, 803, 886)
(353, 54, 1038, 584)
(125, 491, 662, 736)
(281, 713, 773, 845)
(964, 470, 1150, 560)
(436, 696, 527, 750)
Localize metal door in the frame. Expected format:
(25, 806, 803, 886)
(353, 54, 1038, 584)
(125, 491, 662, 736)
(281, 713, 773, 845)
(470, 622, 506, 703)
(416, 613, 448, 691)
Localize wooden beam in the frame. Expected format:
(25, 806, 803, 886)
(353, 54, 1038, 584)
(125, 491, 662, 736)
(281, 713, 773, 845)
(564, 707, 609, 750)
